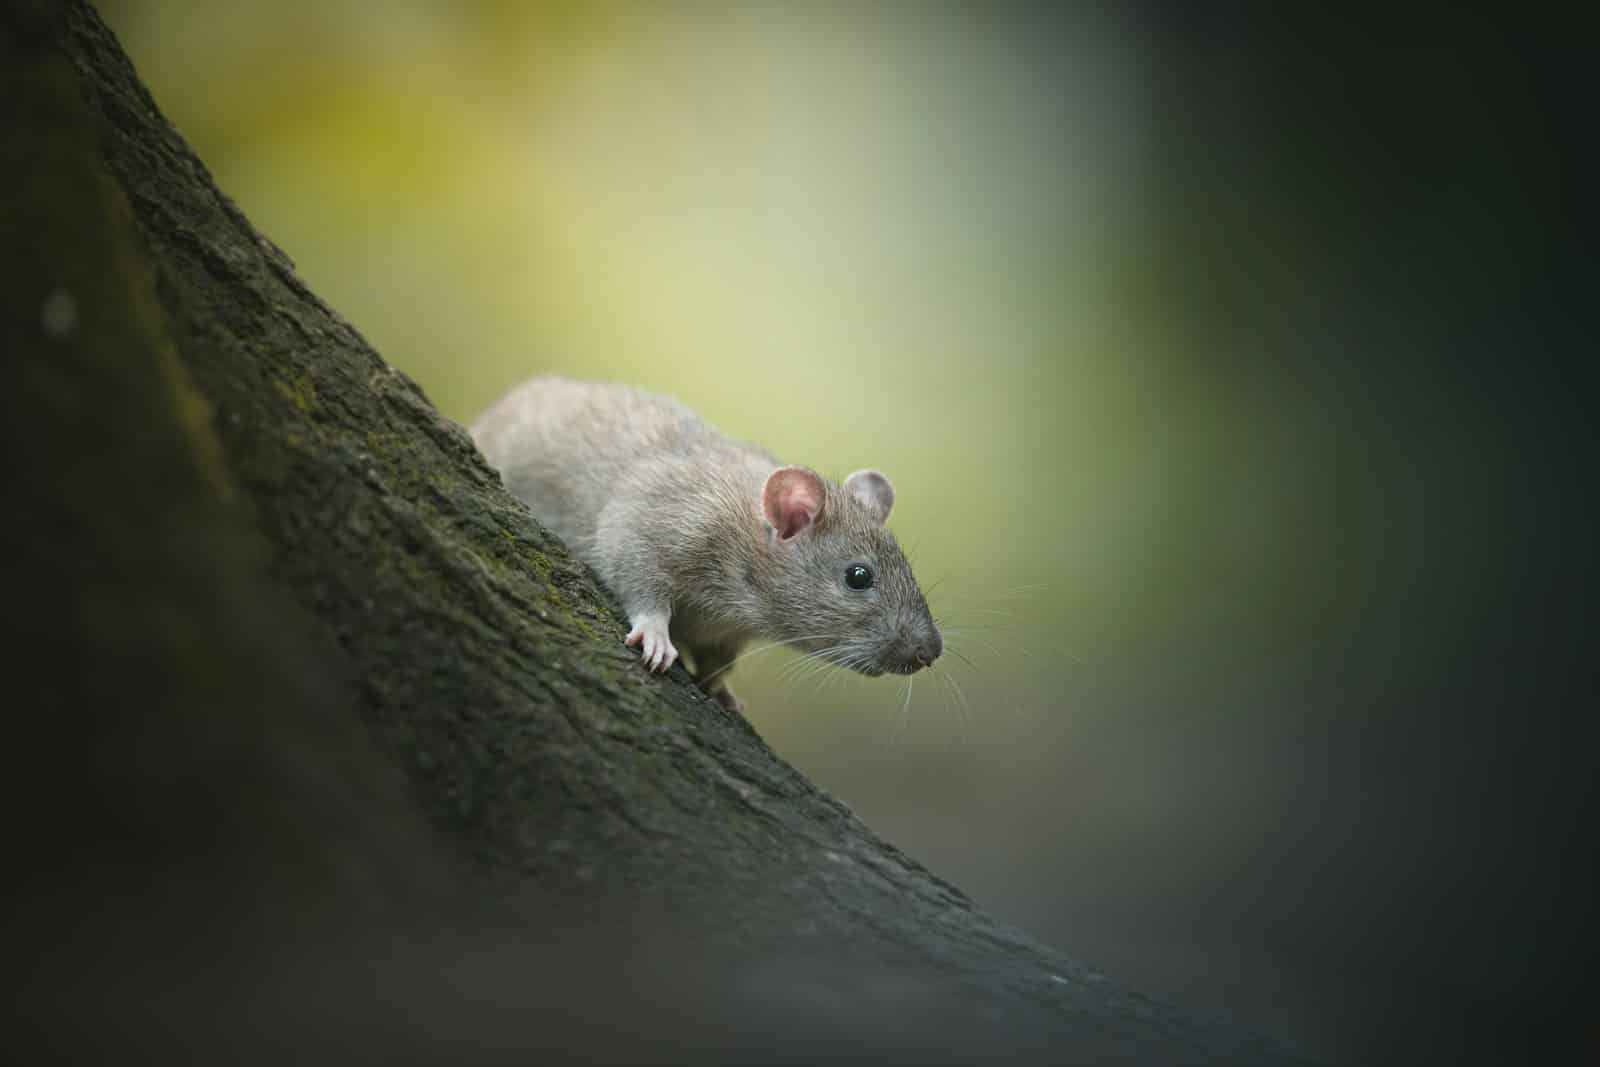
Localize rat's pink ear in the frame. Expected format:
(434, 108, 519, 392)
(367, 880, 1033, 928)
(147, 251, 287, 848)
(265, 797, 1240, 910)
(844, 469, 895, 525)
(762, 466, 826, 541)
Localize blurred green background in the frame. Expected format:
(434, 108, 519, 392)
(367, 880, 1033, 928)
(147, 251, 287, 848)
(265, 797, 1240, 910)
(97, 4, 1588, 1065)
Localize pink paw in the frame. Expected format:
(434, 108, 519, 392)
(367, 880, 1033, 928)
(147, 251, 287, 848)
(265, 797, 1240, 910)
(624, 614, 678, 673)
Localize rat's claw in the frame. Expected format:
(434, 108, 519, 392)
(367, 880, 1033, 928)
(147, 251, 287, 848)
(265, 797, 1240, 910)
(624, 613, 677, 673)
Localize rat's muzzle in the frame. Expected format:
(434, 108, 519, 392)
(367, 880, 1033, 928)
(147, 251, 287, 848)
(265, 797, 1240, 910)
(884, 626, 942, 675)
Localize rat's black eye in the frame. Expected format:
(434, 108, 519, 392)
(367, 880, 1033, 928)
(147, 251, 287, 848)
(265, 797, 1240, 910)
(845, 564, 874, 591)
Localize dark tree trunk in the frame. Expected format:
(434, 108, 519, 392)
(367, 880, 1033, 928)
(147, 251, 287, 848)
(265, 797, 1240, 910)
(2, 3, 1315, 1063)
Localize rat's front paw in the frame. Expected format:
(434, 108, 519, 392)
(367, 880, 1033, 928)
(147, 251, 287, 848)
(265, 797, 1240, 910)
(624, 613, 678, 672)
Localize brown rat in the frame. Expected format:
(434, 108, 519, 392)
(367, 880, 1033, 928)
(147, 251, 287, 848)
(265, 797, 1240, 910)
(471, 376, 941, 712)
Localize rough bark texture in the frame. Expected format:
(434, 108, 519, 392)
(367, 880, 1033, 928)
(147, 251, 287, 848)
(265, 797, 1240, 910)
(3, 3, 1316, 1063)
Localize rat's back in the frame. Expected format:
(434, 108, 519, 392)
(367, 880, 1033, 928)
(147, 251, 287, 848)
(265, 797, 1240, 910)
(470, 376, 768, 560)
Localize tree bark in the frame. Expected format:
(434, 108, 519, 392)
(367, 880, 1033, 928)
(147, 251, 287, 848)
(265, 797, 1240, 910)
(2, 3, 1315, 1063)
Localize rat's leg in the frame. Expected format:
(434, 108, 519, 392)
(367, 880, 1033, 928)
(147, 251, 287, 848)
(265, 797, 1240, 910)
(623, 604, 678, 672)
(686, 638, 745, 714)
(596, 499, 679, 673)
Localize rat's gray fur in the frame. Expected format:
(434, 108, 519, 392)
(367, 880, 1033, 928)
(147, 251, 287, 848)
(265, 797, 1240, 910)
(471, 376, 941, 710)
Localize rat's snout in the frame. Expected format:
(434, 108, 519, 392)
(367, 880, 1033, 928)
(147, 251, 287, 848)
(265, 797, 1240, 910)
(875, 625, 941, 675)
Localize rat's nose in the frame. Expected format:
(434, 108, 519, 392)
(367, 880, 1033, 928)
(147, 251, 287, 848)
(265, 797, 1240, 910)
(911, 631, 943, 668)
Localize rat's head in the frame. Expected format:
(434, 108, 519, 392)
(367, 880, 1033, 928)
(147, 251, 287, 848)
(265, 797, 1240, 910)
(757, 466, 941, 676)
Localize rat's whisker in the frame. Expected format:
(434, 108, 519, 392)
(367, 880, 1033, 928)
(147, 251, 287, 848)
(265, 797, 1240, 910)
(937, 609, 1022, 629)
(932, 669, 962, 738)
(944, 645, 982, 674)
(782, 639, 877, 688)
(938, 625, 999, 641)
(841, 657, 877, 680)
(985, 583, 1048, 599)
(942, 583, 1046, 604)
(776, 644, 847, 684)
(892, 671, 915, 747)
(699, 633, 842, 685)
(811, 646, 873, 696)
(818, 656, 862, 696)
(941, 668, 971, 733)
(792, 654, 847, 687)
(832, 651, 878, 685)
(830, 645, 872, 670)
(936, 630, 1006, 661)
(937, 625, 1051, 664)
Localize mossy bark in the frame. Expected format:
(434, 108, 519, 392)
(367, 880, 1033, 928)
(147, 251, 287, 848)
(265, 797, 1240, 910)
(2, 3, 1315, 1063)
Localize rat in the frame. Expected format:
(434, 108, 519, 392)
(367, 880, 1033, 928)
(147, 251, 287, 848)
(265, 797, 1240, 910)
(470, 376, 942, 713)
